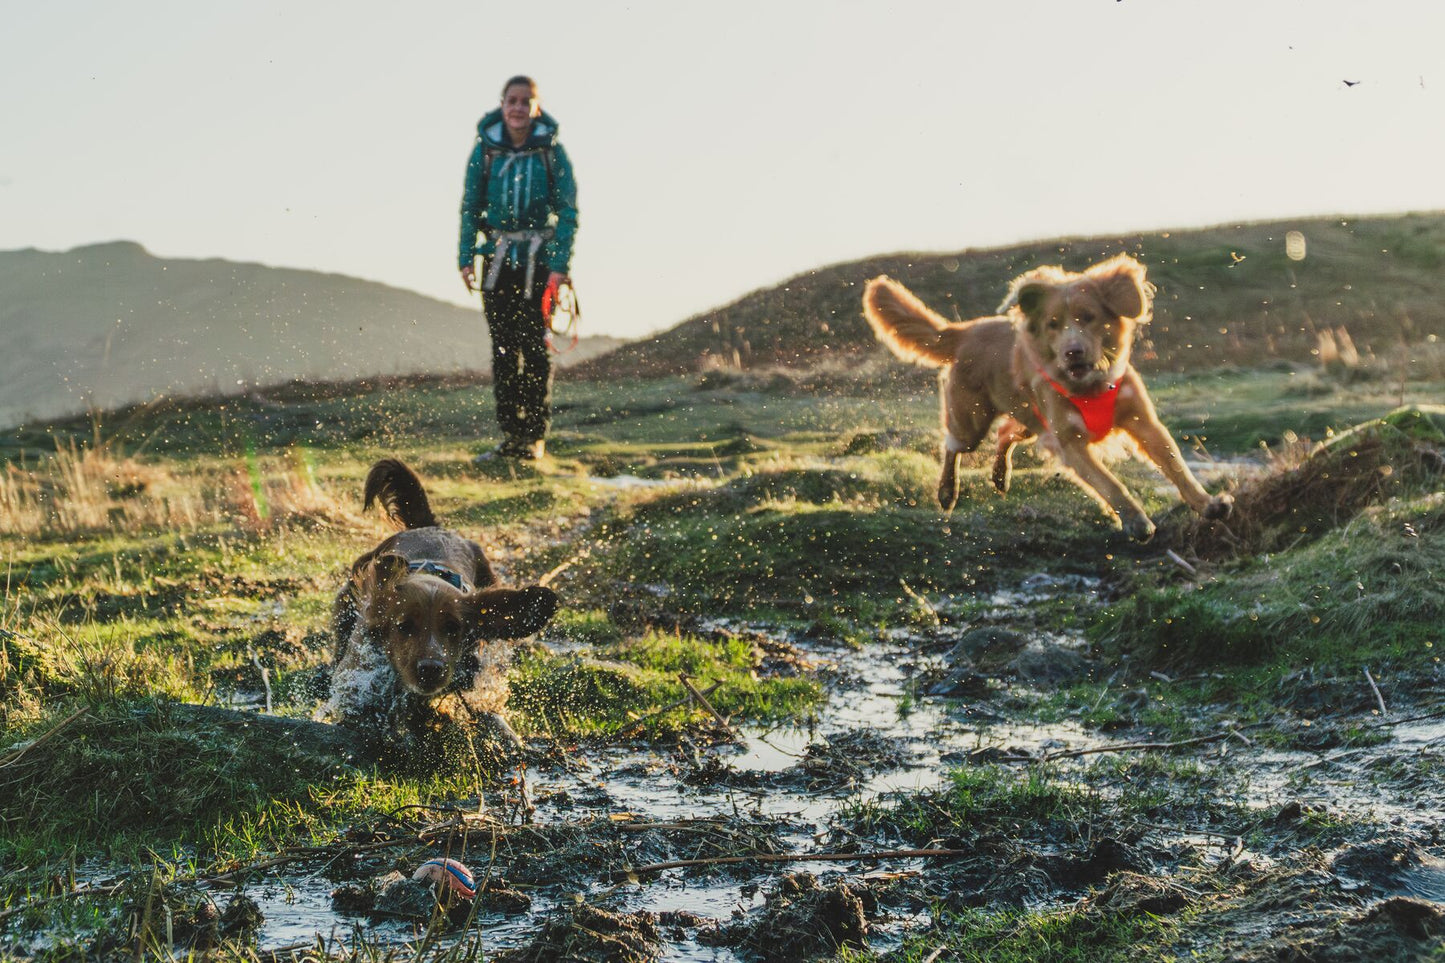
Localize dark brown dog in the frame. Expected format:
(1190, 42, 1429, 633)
(862, 255, 1231, 541)
(322, 458, 558, 731)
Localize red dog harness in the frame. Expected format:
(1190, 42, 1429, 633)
(1032, 369, 1121, 443)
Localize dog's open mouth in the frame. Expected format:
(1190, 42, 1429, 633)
(1065, 361, 1098, 382)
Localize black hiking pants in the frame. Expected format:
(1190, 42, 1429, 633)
(482, 258, 552, 443)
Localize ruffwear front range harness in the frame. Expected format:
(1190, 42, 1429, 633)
(1031, 365, 1122, 443)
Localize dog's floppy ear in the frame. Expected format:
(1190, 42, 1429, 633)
(1014, 283, 1049, 320)
(463, 585, 559, 640)
(353, 552, 408, 599)
(1088, 255, 1151, 321)
(1003, 265, 1066, 334)
(1012, 282, 1052, 336)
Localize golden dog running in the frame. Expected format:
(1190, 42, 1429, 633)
(862, 255, 1231, 541)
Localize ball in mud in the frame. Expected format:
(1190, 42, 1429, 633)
(413, 858, 476, 900)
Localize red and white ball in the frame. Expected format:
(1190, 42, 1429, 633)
(412, 858, 476, 900)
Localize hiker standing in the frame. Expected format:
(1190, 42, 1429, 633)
(459, 75, 578, 461)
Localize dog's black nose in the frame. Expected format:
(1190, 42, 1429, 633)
(1064, 346, 1086, 361)
(416, 659, 448, 692)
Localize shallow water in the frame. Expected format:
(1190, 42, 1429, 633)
(240, 578, 1444, 959)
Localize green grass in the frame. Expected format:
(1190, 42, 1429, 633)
(843, 767, 1104, 845)
(1094, 491, 1445, 673)
(841, 902, 1180, 963)
(3, 359, 1443, 953)
(510, 623, 823, 737)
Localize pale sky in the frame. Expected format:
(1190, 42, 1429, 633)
(3, 1, 1444, 340)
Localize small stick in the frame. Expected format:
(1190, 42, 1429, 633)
(538, 547, 590, 588)
(250, 650, 273, 713)
(898, 578, 941, 627)
(1364, 667, 1388, 716)
(1041, 729, 1239, 761)
(1165, 549, 1198, 576)
(616, 682, 722, 736)
(612, 820, 729, 833)
(0, 706, 89, 770)
(1366, 707, 1445, 729)
(678, 673, 741, 742)
(625, 847, 968, 876)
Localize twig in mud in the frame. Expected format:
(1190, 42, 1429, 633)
(248, 646, 273, 713)
(898, 578, 941, 627)
(0, 706, 89, 770)
(678, 673, 741, 742)
(616, 681, 722, 736)
(1366, 707, 1445, 729)
(1364, 667, 1388, 717)
(612, 819, 731, 833)
(1038, 728, 1249, 762)
(538, 547, 590, 588)
(1165, 549, 1198, 577)
(623, 847, 969, 877)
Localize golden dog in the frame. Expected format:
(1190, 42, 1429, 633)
(323, 458, 558, 733)
(862, 255, 1231, 541)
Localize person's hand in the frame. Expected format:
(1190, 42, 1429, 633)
(541, 271, 567, 320)
(461, 264, 477, 293)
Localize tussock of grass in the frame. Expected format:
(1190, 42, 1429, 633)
(510, 626, 822, 737)
(1104, 471, 1445, 671)
(592, 458, 1124, 619)
(1165, 405, 1445, 560)
(0, 700, 357, 860)
(844, 768, 1100, 845)
(846, 902, 1179, 963)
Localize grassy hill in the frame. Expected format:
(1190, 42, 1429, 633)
(574, 211, 1445, 379)
(0, 241, 618, 429)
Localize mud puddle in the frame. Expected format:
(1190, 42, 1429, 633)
(236, 574, 1442, 961)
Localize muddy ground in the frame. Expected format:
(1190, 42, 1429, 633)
(20, 566, 1438, 962)
(2, 386, 1443, 961)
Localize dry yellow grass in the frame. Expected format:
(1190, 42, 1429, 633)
(0, 441, 362, 537)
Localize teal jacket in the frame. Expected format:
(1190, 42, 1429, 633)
(457, 108, 579, 275)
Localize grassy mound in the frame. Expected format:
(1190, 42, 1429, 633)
(1100, 407, 1445, 671)
(1163, 405, 1445, 560)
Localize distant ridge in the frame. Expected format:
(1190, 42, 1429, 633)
(0, 242, 615, 428)
(573, 212, 1445, 379)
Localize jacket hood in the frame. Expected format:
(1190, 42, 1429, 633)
(476, 108, 560, 151)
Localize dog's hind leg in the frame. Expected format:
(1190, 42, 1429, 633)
(938, 390, 995, 511)
(938, 443, 964, 511)
(990, 417, 1033, 495)
(938, 425, 992, 511)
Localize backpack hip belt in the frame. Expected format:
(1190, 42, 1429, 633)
(483, 228, 555, 297)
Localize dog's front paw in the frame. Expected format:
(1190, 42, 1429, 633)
(1202, 493, 1234, 521)
(1122, 515, 1156, 543)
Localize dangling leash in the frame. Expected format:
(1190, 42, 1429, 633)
(542, 275, 581, 354)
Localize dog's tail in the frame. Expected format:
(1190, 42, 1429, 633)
(363, 458, 438, 529)
(862, 276, 968, 367)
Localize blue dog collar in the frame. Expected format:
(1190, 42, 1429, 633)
(407, 560, 469, 592)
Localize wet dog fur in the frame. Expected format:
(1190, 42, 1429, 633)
(321, 459, 558, 749)
(862, 255, 1231, 541)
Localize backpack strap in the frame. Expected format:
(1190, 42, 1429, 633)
(480, 143, 555, 198)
